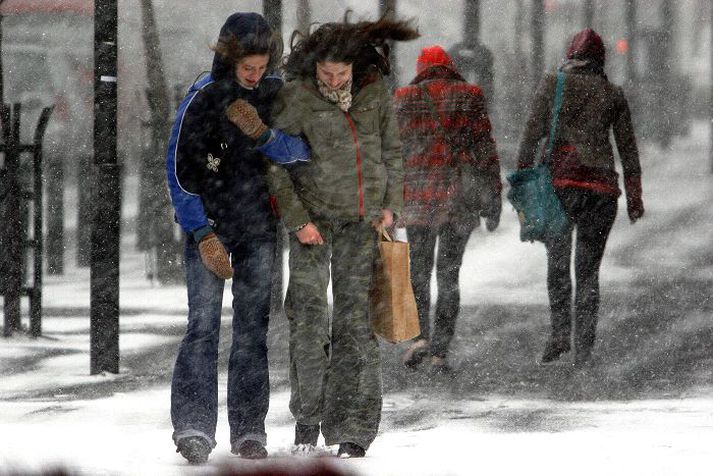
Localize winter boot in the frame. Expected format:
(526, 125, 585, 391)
(294, 422, 320, 446)
(291, 422, 321, 455)
(402, 339, 429, 368)
(574, 347, 593, 368)
(337, 442, 366, 458)
(429, 356, 452, 375)
(176, 436, 211, 464)
(232, 440, 268, 459)
(540, 338, 571, 363)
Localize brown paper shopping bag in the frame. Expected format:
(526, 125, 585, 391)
(369, 227, 420, 343)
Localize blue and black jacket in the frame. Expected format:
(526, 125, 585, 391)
(166, 12, 309, 243)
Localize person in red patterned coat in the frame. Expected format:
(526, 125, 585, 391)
(394, 45, 501, 373)
(516, 29, 644, 366)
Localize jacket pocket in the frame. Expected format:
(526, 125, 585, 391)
(305, 109, 341, 148)
(351, 102, 379, 136)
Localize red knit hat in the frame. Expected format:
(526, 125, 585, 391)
(566, 28, 605, 66)
(416, 45, 456, 74)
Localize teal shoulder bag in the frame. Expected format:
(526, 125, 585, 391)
(506, 71, 570, 242)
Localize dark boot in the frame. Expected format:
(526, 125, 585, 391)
(294, 422, 320, 446)
(574, 347, 593, 368)
(540, 338, 571, 363)
(232, 440, 268, 459)
(176, 436, 211, 464)
(402, 339, 429, 368)
(337, 442, 365, 458)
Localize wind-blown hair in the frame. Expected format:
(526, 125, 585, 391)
(284, 13, 419, 83)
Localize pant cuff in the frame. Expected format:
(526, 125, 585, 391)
(231, 432, 267, 449)
(173, 429, 216, 449)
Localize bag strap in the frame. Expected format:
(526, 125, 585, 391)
(544, 71, 566, 166)
(379, 225, 393, 242)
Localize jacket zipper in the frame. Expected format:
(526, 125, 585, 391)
(343, 112, 365, 218)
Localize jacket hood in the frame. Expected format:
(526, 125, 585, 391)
(410, 63, 464, 85)
(566, 28, 605, 67)
(416, 45, 457, 75)
(211, 12, 272, 81)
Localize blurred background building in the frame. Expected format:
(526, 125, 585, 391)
(0, 0, 709, 287)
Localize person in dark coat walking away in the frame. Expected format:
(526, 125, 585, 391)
(230, 15, 419, 458)
(393, 45, 502, 373)
(515, 28, 644, 367)
(165, 12, 308, 464)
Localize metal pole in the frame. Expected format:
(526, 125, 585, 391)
(464, 0, 481, 46)
(0, 8, 4, 106)
(30, 106, 53, 337)
(531, 0, 545, 84)
(138, 0, 181, 284)
(0, 0, 6, 106)
(2, 103, 21, 337)
(263, 0, 282, 33)
(625, 0, 637, 84)
(91, 0, 120, 374)
(710, 0, 713, 172)
(296, 0, 310, 34)
(584, 0, 595, 28)
(379, 0, 399, 88)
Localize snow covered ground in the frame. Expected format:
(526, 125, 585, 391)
(2, 123, 713, 475)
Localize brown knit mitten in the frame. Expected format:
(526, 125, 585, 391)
(198, 233, 233, 280)
(226, 99, 268, 140)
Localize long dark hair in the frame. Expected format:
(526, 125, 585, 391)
(284, 13, 419, 83)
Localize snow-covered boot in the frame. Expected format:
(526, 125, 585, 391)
(294, 422, 320, 446)
(574, 347, 593, 368)
(402, 339, 429, 368)
(232, 439, 268, 459)
(337, 442, 365, 458)
(176, 436, 211, 464)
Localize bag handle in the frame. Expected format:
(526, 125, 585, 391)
(543, 71, 566, 166)
(379, 225, 393, 242)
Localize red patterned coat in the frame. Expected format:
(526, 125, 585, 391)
(393, 65, 501, 227)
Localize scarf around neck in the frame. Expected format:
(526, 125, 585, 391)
(317, 77, 353, 112)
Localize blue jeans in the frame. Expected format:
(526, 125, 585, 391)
(171, 233, 275, 449)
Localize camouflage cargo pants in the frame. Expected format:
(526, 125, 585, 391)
(285, 216, 382, 450)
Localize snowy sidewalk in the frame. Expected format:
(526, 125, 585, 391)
(3, 125, 713, 475)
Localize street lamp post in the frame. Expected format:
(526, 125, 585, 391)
(710, 1, 713, 172)
(625, 0, 637, 85)
(379, 0, 398, 88)
(263, 0, 282, 33)
(91, 0, 120, 374)
(584, 0, 594, 27)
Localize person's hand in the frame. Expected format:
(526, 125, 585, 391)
(625, 176, 644, 224)
(371, 209, 394, 229)
(481, 196, 501, 232)
(627, 197, 644, 223)
(225, 99, 268, 140)
(296, 223, 324, 245)
(198, 233, 232, 279)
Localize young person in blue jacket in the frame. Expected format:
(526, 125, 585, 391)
(166, 12, 308, 464)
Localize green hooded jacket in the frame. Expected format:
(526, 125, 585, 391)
(267, 76, 404, 231)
